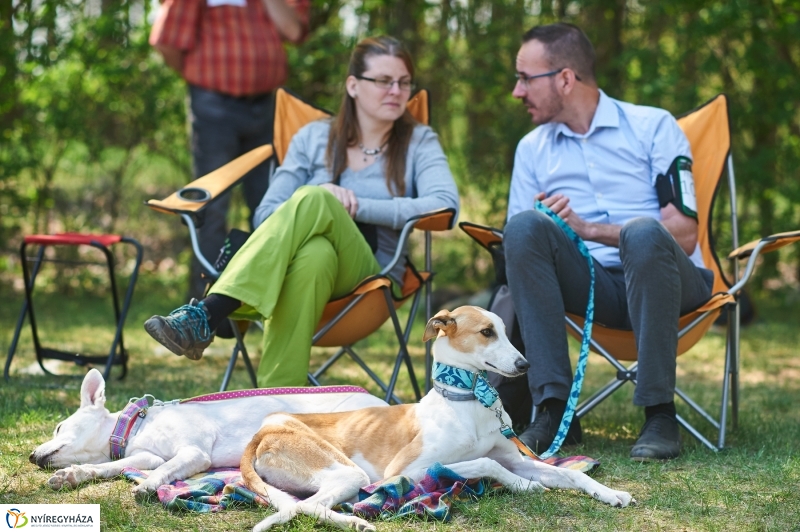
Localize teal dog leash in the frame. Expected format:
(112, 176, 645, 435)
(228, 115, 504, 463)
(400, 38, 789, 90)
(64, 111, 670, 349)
(533, 200, 595, 459)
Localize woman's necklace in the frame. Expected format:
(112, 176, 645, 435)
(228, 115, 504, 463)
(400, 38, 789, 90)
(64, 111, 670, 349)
(358, 142, 388, 162)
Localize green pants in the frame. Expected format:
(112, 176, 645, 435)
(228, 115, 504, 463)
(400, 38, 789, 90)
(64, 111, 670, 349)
(209, 186, 381, 387)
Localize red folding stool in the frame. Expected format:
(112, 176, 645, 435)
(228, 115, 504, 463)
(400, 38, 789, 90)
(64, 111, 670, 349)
(4, 233, 143, 381)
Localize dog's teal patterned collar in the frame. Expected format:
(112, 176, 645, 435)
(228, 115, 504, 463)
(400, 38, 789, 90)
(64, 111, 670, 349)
(431, 361, 499, 409)
(433, 362, 544, 461)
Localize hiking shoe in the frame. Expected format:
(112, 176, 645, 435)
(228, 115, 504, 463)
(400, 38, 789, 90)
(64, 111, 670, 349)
(630, 414, 681, 461)
(519, 406, 582, 454)
(144, 299, 213, 360)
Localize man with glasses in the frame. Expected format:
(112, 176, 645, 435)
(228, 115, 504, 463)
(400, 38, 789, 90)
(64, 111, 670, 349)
(502, 23, 713, 460)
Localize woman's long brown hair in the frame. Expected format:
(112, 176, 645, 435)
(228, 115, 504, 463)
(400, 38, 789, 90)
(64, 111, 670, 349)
(326, 36, 417, 197)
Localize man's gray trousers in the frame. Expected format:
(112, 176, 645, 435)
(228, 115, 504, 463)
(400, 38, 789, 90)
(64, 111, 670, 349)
(504, 210, 714, 408)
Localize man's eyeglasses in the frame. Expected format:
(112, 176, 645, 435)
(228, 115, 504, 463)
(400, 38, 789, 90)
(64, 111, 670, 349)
(356, 76, 416, 92)
(514, 68, 581, 88)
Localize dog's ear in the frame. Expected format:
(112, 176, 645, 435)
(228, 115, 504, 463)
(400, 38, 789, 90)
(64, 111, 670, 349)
(423, 310, 457, 342)
(80, 369, 106, 409)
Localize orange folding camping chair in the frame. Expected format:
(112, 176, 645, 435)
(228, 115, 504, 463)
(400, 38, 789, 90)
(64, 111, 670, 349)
(146, 88, 454, 402)
(461, 94, 800, 450)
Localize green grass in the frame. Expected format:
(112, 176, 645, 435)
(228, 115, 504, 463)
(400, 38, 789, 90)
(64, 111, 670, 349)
(2, 288, 800, 531)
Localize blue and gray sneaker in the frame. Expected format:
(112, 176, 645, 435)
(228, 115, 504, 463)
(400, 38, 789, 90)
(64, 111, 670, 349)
(144, 299, 213, 360)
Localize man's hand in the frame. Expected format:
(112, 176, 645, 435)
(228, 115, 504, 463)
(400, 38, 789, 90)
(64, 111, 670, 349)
(320, 183, 358, 218)
(262, 0, 304, 43)
(154, 44, 184, 73)
(533, 192, 698, 254)
(535, 192, 621, 245)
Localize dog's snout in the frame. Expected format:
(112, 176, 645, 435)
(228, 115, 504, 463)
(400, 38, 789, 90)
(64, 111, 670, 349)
(30, 449, 54, 469)
(515, 358, 530, 372)
(30, 452, 46, 468)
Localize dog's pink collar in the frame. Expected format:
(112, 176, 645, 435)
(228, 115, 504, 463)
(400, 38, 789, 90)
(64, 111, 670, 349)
(179, 385, 369, 403)
(110, 396, 150, 461)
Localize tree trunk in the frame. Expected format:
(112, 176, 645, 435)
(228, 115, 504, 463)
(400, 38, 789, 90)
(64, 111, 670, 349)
(0, 0, 18, 129)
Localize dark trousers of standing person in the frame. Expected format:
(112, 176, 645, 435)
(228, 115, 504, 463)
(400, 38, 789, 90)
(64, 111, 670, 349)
(504, 210, 714, 409)
(188, 85, 275, 299)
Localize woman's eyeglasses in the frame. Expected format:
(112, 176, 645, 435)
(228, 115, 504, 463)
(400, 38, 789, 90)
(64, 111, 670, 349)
(356, 76, 416, 92)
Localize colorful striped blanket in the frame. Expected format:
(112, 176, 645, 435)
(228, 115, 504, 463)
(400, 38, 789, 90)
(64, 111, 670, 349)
(122, 455, 598, 521)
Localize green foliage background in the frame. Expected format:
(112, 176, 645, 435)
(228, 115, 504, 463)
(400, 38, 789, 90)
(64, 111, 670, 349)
(2, 0, 800, 295)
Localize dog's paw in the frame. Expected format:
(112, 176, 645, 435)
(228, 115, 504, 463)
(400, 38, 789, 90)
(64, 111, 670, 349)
(131, 481, 159, 502)
(594, 489, 634, 508)
(48, 467, 80, 490)
(350, 518, 376, 532)
(592, 488, 635, 508)
(528, 480, 546, 492)
(613, 490, 635, 508)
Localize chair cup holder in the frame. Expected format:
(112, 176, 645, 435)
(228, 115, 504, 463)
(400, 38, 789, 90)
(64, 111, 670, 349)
(177, 187, 212, 203)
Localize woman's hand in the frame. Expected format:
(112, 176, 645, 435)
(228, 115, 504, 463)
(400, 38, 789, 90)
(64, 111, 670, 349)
(319, 183, 359, 218)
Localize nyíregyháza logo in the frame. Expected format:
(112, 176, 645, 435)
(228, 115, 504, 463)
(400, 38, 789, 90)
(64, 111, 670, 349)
(6, 509, 28, 529)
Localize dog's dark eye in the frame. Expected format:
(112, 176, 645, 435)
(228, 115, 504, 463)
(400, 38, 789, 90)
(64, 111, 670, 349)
(480, 328, 494, 338)
(54, 422, 63, 435)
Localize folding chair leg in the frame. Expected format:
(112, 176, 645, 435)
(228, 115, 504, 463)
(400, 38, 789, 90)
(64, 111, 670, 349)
(569, 315, 638, 418)
(20, 242, 49, 376)
(220, 344, 239, 393)
(729, 303, 741, 430)
(312, 348, 347, 380)
(240, 348, 258, 389)
(310, 344, 404, 404)
(98, 244, 124, 379)
(424, 231, 433, 393)
(676, 414, 718, 452)
(709, 302, 742, 449)
(571, 308, 728, 451)
(718, 328, 733, 449)
(4, 247, 45, 382)
(675, 387, 720, 429)
(342, 346, 403, 404)
(576, 374, 630, 418)
(399, 289, 423, 401)
(220, 319, 258, 392)
(383, 287, 421, 402)
(100, 237, 143, 380)
(4, 299, 29, 382)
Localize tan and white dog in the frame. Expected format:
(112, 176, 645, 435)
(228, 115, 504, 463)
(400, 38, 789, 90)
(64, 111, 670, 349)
(241, 306, 634, 532)
(30, 369, 387, 495)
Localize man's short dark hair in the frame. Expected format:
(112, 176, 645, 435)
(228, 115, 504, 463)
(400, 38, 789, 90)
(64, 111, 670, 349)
(522, 23, 596, 84)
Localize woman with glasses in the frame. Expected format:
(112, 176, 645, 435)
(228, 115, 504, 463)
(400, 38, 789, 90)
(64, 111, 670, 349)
(144, 35, 459, 388)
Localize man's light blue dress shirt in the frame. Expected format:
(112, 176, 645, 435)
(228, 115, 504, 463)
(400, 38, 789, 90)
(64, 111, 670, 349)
(507, 90, 703, 269)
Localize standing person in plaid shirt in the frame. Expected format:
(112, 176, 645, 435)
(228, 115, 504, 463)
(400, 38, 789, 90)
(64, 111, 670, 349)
(149, 0, 310, 299)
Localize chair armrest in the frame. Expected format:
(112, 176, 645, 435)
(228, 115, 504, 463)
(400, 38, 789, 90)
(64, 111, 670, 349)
(379, 208, 457, 276)
(727, 230, 800, 260)
(145, 144, 275, 216)
(724, 229, 800, 296)
(459, 221, 504, 251)
(409, 208, 458, 231)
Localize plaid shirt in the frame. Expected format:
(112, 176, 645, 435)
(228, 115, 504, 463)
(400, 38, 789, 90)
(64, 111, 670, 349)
(150, 0, 310, 97)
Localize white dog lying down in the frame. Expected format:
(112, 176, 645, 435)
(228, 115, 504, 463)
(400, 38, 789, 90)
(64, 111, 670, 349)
(241, 306, 634, 532)
(30, 369, 387, 495)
